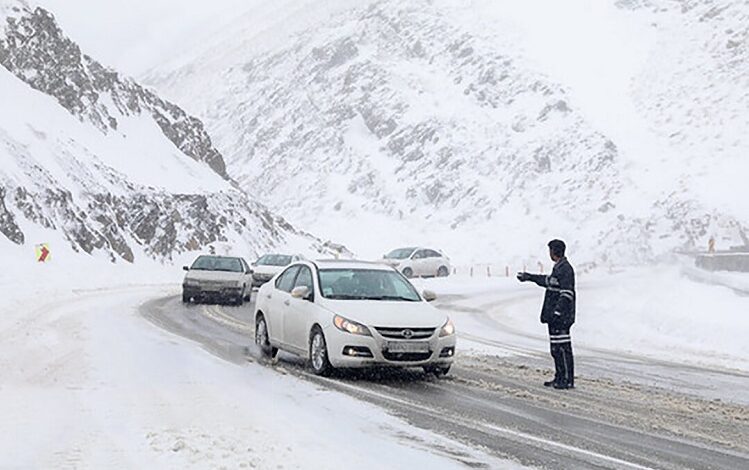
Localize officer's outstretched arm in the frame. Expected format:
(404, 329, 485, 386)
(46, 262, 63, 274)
(525, 273, 548, 287)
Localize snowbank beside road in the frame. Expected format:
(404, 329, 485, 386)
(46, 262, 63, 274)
(416, 266, 749, 373)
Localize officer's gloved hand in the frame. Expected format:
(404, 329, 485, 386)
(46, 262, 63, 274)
(516, 272, 530, 282)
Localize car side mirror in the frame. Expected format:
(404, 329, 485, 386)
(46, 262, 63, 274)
(291, 286, 312, 301)
(422, 290, 437, 302)
(182, 266, 189, 271)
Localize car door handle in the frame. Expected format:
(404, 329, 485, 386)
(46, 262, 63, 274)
(284, 300, 290, 306)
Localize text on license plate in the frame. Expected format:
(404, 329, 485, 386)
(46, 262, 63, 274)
(385, 341, 430, 353)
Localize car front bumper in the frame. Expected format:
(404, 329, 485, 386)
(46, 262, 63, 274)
(251, 273, 274, 286)
(183, 285, 243, 303)
(325, 326, 456, 369)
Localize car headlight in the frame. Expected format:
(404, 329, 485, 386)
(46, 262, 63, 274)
(333, 315, 372, 336)
(183, 279, 200, 287)
(439, 318, 455, 337)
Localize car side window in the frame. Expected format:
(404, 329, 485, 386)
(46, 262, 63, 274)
(293, 266, 314, 292)
(426, 249, 441, 258)
(413, 250, 427, 259)
(276, 266, 300, 292)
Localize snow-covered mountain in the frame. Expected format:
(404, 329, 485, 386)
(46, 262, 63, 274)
(148, 0, 748, 264)
(0, 1, 333, 264)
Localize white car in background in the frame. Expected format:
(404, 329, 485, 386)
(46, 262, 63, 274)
(251, 253, 304, 287)
(182, 255, 253, 305)
(254, 260, 456, 376)
(382, 247, 451, 278)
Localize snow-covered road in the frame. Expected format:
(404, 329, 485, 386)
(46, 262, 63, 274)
(143, 291, 749, 469)
(3, 269, 748, 469)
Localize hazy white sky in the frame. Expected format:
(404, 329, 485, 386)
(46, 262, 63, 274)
(36, 0, 256, 76)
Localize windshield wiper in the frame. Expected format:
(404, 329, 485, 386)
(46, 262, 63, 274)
(326, 294, 368, 300)
(367, 295, 419, 302)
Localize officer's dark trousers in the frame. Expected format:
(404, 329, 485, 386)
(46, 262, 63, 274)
(548, 326, 574, 386)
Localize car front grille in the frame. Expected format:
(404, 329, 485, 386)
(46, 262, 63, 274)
(375, 327, 436, 340)
(382, 351, 433, 362)
(198, 280, 237, 289)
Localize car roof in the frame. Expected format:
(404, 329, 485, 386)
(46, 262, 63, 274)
(196, 254, 242, 260)
(312, 259, 394, 271)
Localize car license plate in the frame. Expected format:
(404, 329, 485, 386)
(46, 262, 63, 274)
(385, 341, 430, 353)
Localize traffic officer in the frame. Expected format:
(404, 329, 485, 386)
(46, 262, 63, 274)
(517, 240, 576, 389)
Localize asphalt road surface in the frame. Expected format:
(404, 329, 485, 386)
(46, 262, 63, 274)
(141, 293, 749, 470)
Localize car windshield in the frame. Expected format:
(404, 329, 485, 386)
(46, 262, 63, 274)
(256, 254, 293, 266)
(385, 248, 415, 260)
(319, 269, 421, 301)
(190, 256, 243, 273)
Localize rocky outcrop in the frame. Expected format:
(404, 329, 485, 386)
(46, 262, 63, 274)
(0, 4, 227, 178)
(0, 2, 335, 262)
(0, 187, 24, 245)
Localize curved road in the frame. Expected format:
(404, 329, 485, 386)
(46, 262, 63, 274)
(141, 294, 749, 470)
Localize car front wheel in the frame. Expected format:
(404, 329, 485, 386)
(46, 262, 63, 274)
(309, 327, 333, 376)
(437, 266, 449, 277)
(255, 315, 278, 359)
(402, 267, 414, 278)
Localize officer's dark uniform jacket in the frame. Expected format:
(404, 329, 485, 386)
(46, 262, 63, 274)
(527, 257, 575, 328)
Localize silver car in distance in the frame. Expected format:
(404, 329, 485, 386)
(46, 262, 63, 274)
(182, 255, 253, 305)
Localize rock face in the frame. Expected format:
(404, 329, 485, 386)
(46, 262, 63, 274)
(0, 2, 331, 262)
(151, 0, 626, 260)
(0, 4, 226, 178)
(150, 0, 748, 262)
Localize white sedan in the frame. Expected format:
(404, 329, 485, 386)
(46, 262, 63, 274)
(382, 247, 451, 278)
(254, 260, 456, 376)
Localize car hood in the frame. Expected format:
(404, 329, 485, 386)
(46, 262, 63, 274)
(321, 299, 446, 328)
(382, 259, 403, 266)
(184, 270, 244, 282)
(253, 265, 284, 276)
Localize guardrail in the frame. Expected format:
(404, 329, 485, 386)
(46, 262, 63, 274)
(451, 262, 548, 277)
(695, 253, 749, 272)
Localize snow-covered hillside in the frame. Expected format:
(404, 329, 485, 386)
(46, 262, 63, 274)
(148, 0, 748, 264)
(0, 1, 332, 264)
(628, 0, 749, 219)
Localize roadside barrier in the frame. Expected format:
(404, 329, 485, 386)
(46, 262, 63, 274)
(450, 262, 548, 278)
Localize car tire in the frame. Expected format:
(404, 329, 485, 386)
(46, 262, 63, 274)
(437, 266, 449, 277)
(255, 315, 278, 359)
(424, 365, 451, 377)
(309, 327, 333, 376)
(402, 267, 414, 278)
(182, 292, 191, 304)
